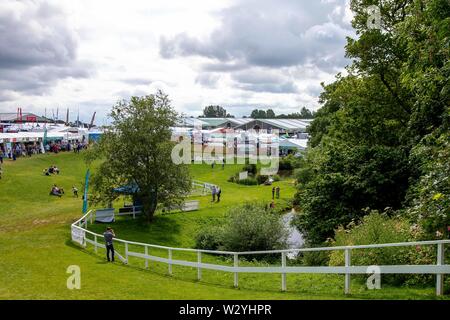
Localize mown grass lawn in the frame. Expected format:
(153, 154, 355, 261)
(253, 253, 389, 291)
(0, 152, 447, 299)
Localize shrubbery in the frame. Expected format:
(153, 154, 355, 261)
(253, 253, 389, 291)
(195, 203, 288, 256)
(236, 177, 258, 186)
(328, 211, 435, 285)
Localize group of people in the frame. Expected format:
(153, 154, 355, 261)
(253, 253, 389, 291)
(50, 184, 65, 197)
(271, 186, 281, 199)
(0, 140, 86, 162)
(0, 143, 40, 161)
(49, 184, 79, 198)
(43, 165, 60, 176)
(211, 185, 222, 202)
(211, 158, 226, 170)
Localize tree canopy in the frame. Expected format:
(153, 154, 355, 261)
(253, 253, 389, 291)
(294, 0, 450, 244)
(201, 105, 233, 118)
(85, 91, 192, 222)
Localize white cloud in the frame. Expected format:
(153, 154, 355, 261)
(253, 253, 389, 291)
(0, 0, 354, 122)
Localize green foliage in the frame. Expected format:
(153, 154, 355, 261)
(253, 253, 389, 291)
(195, 203, 288, 254)
(195, 226, 223, 251)
(328, 211, 435, 285)
(85, 91, 191, 222)
(202, 105, 231, 118)
(256, 174, 268, 185)
(293, 144, 411, 244)
(407, 132, 450, 238)
(242, 163, 257, 175)
(236, 177, 258, 186)
(294, 0, 450, 245)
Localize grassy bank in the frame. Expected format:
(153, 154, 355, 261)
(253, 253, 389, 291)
(0, 152, 446, 299)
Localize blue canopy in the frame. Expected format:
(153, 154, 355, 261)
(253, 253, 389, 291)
(112, 183, 139, 195)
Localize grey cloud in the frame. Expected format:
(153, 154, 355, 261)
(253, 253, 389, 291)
(231, 70, 298, 94)
(159, 0, 353, 71)
(0, 1, 91, 98)
(195, 73, 221, 88)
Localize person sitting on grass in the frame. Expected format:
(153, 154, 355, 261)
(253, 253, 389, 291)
(43, 168, 50, 176)
(53, 165, 60, 174)
(50, 184, 64, 197)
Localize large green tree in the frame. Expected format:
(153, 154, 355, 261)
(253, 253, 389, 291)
(85, 91, 192, 222)
(294, 0, 450, 244)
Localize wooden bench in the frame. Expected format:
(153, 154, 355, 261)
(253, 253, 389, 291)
(95, 208, 115, 223)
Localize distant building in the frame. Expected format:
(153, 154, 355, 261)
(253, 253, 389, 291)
(177, 117, 310, 134)
(0, 112, 50, 124)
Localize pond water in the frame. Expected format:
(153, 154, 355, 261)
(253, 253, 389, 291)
(282, 209, 304, 259)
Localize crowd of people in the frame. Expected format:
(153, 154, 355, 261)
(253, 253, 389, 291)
(0, 140, 87, 161)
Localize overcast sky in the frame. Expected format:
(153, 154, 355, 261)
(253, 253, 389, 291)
(0, 0, 354, 123)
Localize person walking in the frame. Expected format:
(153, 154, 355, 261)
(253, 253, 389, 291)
(104, 227, 115, 262)
(216, 186, 221, 202)
(211, 185, 216, 202)
(272, 187, 275, 200)
(276, 186, 280, 199)
(222, 158, 225, 169)
(72, 186, 79, 198)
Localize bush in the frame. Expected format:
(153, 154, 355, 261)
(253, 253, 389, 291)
(195, 203, 288, 257)
(237, 177, 258, 185)
(272, 174, 281, 182)
(256, 175, 268, 185)
(328, 211, 434, 285)
(298, 250, 330, 266)
(242, 163, 257, 175)
(220, 203, 288, 253)
(195, 226, 223, 251)
(279, 158, 293, 171)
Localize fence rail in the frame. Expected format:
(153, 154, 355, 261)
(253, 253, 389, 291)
(71, 210, 450, 295)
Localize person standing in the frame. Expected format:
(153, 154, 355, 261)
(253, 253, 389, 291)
(211, 185, 216, 202)
(104, 227, 115, 262)
(216, 186, 221, 202)
(222, 158, 225, 170)
(272, 187, 275, 200)
(276, 186, 280, 199)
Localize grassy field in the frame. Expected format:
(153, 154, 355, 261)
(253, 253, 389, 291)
(0, 152, 447, 299)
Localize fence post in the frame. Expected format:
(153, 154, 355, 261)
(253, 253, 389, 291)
(345, 248, 351, 294)
(145, 245, 148, 269)
(281, 252, 287, 291)
(90, 212, 93, 224)
(94, 235, 98, 253)
(436, 243, 444, 296)
(168, 249, 173, 275)
(132, 206, 136, 219)
(197, 251, 202, 281)
(234, 254, 239, 288)
(125, 242, 128, 264)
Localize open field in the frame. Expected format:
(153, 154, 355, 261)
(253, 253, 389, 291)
(0, 152, 447, 299)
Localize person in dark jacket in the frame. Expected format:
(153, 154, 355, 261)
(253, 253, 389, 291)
(103, 227, 115, 262)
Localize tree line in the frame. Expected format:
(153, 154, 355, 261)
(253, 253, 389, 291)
(200, 105, 315, 119)
(293, 0, 450, 244)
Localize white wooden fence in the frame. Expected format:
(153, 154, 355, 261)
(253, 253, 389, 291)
(72, 210, 450, 296)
